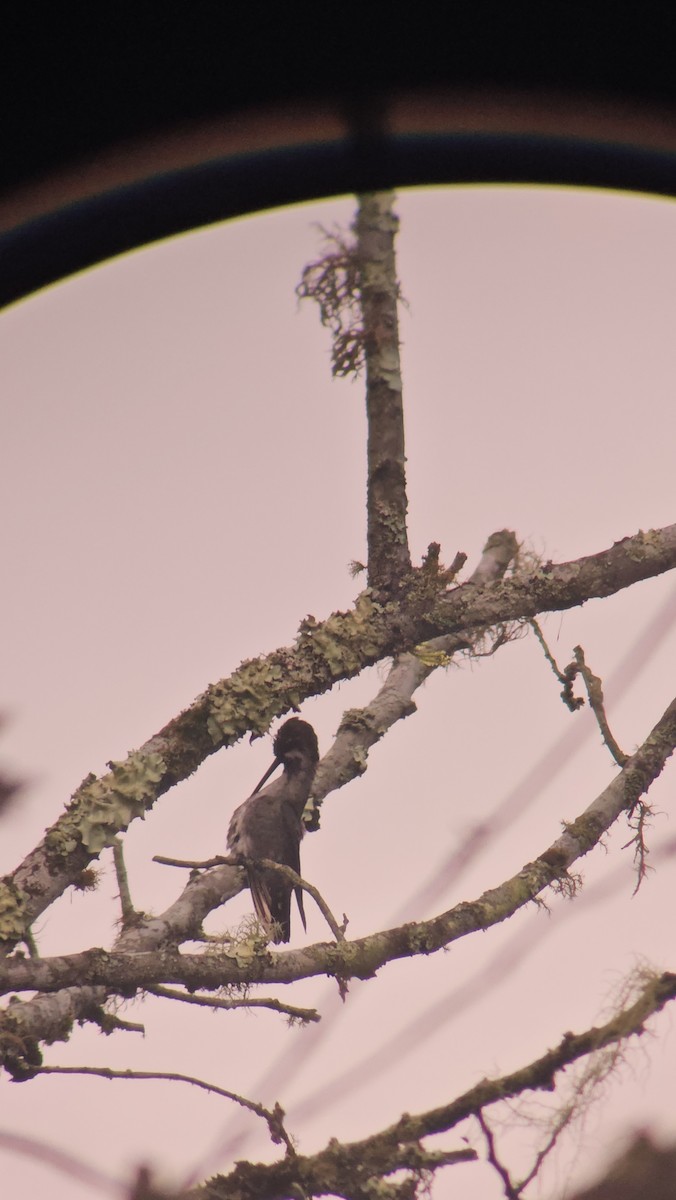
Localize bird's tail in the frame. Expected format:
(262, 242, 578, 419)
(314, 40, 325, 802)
(248, 867, 292, 944)
(295, 886, 306, 932)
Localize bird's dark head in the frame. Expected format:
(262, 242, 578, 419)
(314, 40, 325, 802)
(273, 718, 319, 764)
(251, 718, 319, 795)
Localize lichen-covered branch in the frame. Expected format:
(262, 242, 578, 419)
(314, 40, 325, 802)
(355, 191, 411, 592)
(193, 1125, 475, 1200)
(2, 521, 676, 954)
(185, 971, 676, 1199)
(308, 529, 519, 822)
(297, 193, 411, 592)
(2, 689, 674, 1063)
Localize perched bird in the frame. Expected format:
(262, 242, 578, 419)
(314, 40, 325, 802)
(227, 718, 319, 943)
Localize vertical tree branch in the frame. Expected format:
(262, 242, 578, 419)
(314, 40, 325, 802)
(355, 192, 411, 592)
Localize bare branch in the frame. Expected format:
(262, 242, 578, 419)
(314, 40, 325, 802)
(146, 985, 320, 1023)
(34, 1064, 295, 1155)
(530, 618, 579, 695)
(477, 1110, 520, 1199)
(152, 855, 224, 869)
(533, 627, 629, 765)
(571, 646, 629, 766)
(112, 837, 137, 925)
(185, 971, 676, 1199)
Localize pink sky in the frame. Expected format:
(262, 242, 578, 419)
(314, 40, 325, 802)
(3, 186, 676, 1198)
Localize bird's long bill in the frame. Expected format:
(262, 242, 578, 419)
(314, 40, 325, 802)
(251, 756, 281, 795)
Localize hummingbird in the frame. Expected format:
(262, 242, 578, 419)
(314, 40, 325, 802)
(227, 718, 320, 943)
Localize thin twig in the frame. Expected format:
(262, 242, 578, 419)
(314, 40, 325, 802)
(253, 858, 346, 942)
(530, 619, 567, 685)
(152, 854, 226, 869)
(153, 853, 346, 942)
(90, 1011, 145, 1035)
(33, 1064, 295, 1155)
(147, 984, 320, 1023)
(112, 837, 136, 924)
(573, 646, 628, 766)
(533, 626, 630, 767)
(530, 619, 583, 712)
(477, 1110, 520, 1199)
(622, 800, 654, 894)
(23, 928, 40, 959)
(516, 1102, 576, 1193)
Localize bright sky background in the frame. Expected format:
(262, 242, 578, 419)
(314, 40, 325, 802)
(3, 185, 676, 1199)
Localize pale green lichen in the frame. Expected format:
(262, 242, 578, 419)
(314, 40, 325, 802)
(65, 751, 167, 853)
(374, 345, 403, 391)
(298, 591, 385, 676)
(207, 659, 285, 745)
(0, 881, 29, 941)
(338, 707, 377, 733)
(627, 528, 661, 562)
(207, 592, 389, 747)
(44, 821, 81, 857)
(222, 940, 260, 969)
(413, 644, 451, 668)
(351, 746, 369, 773)
(208, 918, 270, 968)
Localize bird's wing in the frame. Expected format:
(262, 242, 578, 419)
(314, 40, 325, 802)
(227, 791, 293, 942)
(227, 781, 307, 942)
